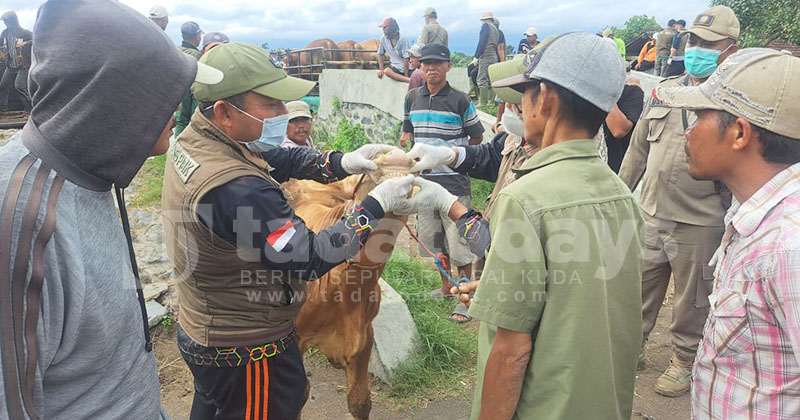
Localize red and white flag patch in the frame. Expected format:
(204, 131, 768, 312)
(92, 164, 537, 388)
(266, 220, 296, 252)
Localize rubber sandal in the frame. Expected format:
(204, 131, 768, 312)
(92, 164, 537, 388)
(429, 289, 456, 299)
(450, 302, 472, 323)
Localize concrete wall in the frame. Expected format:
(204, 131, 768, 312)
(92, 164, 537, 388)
(316, 68, 495, 142)
(318, 68, 471, 121)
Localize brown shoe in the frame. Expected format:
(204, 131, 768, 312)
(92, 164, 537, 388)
(654, 350, 694, 397)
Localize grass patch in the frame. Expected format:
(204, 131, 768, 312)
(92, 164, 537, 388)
(470, 178, 494, 211)
(131, 154, 166, 207)
(380, 250, 478, 404)
(476, 105, 498, 117)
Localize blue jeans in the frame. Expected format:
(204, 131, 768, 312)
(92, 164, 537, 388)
(0, 67, 30, 111)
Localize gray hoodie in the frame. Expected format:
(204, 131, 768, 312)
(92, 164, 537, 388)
(0, 0, 197, 419)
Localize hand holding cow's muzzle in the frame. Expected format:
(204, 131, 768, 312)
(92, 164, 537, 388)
(341, 144, 396, 174)
(407, 143, 456, 172)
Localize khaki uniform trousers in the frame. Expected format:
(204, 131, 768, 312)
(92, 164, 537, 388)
(641, 213, 723, 354)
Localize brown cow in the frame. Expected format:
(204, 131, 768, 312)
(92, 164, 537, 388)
(334, 40, 364, 63)
(360, 38, 381, 69)
(289, 148, 413, 420)
(288, 38, 337, 74)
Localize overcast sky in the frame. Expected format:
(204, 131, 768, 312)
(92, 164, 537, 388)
(9, 0, 710, 53)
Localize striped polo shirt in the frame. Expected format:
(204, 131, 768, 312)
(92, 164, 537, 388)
(403, 82, 484, 196)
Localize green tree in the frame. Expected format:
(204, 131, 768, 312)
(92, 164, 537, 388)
(711, 0, 800, 47)
(610, 15, 661, 45)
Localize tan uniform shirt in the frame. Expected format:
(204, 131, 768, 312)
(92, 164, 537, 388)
(420, 21, 449, 47)
(484, 134, 537, 219)
(618, 74, 726, 227)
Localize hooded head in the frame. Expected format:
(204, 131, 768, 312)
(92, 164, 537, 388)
(1, 10, 20, 30)
(22, 0, 205, 191)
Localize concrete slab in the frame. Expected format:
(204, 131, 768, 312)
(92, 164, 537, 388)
(368, 278, 419, 383)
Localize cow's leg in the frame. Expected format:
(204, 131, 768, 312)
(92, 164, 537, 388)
(345, 326, 374, 420)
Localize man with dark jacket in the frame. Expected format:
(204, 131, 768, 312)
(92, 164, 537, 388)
(0, 11, 32, 112)
(162, 42, 415, 419)
(0, 0, 223, 419)
(475, 12, 499, 106)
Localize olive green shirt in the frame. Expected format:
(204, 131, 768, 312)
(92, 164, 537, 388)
(420, 21, 449, 47)
(175, 44, 202, 137)
(468, 139, 644, 420)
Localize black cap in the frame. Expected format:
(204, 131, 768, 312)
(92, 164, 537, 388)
(668, 19, 676, 26)
(676, 19, 686, 26)
(419, 43, 450, 62)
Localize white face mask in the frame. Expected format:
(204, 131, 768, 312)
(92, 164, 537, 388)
(501, 109, 525, 138)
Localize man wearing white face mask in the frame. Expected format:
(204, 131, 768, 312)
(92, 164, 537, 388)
(618, 5, 740, 397)
(161, 42, 415, 419)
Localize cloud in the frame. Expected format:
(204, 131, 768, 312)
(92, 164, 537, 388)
(8, 0, 710, 53)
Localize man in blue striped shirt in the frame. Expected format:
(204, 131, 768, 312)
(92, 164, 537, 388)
(401, 43, 484, 318)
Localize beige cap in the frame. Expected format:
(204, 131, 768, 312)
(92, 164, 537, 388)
(408, 43, 423, 58)
(686, 5, 740, 42)
(424, 7, 436, 17)
(287, 100, 312, 121)
(480, 11, 494, 20)
(602, 28, 613, 37)
(148, 4, 168, 19)
(655, 48, 800, 140)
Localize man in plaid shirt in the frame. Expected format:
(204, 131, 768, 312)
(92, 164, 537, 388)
(656, 48, 800, 419)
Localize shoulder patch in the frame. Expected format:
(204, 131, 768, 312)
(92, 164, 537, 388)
(649, 96, 671, 108)
(169, 141, 200, 184)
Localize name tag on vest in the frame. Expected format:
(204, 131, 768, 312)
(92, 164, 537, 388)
(170, 142, 200, 184)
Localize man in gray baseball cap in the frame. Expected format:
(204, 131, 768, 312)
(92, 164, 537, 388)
(438, 31, 644, 420)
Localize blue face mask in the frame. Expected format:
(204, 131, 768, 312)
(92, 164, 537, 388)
(684, 45, 731, 78)
(227, 102, 289, 152)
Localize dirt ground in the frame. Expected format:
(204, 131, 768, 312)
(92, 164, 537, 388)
(156, 289, 690, 420)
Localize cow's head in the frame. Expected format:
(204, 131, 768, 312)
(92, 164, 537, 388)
(283, 146, 414, 268)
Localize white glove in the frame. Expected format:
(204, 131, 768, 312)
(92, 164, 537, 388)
(471, 58, 479, 66)
(368, 175, 414, 213)
(341, 144, 395, 174)
(407, 143, 456, 173)
(395, 177, 458, 215)
(667, 57, 673, 65)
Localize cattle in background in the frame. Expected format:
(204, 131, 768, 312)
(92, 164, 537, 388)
(335, 40, 364, 65)
(290, 148, 413, 420)
(360, 38, 382, 69)
(288, 38, 337, 74)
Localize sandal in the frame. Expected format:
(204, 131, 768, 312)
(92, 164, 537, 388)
(429, 289, 456, 299)
(450, 302, 472, 323)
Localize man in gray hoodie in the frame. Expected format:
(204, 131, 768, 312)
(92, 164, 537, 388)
(0, 0, 222, 419)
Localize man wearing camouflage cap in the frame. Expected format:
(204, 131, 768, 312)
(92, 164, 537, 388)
(618, 5, 740, 397)
(655, 47, 800, 419)
(161, 42, 415, 419)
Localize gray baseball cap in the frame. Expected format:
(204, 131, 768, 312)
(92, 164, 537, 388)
(493, 31, 625, 112)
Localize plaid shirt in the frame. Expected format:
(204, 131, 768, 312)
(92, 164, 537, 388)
(693, 163, 800, 420)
